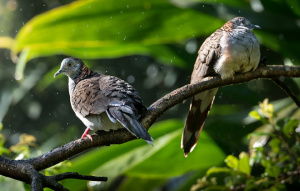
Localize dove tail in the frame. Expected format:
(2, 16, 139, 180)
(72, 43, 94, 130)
(182, 88, 218, 157)
(107, 106, 153, 144)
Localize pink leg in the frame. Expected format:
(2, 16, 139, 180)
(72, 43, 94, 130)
(81, 128, 92, 140)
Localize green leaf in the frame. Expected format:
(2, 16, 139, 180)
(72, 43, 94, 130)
(249, 111, 261, 121)
(61, 119, 225, 190)
(224, 155, 239, 170)
(13, 0, 223, 68)
(283, 119, 299, 138)
(0, 176, 25, 191)
(265, 165, 281, 178)
(238, 152, 251, 175)
(117, 177, 166, 191)
(206, 167, 231, 177)
(269, 138, 281, 154)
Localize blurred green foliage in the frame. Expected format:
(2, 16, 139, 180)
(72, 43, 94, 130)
(0, 0, 300, 190)
(191, 99, 300, 190)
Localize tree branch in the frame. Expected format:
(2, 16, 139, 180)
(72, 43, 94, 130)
(1, 65, 300, 190)
(272, 78, 300, 107)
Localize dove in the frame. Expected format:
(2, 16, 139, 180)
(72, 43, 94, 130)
(54, 57, 153, 144)
(182, 17, 260, 156)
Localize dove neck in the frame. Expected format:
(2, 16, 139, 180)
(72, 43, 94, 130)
(68, 78, 76, 96)
(68, 64, 97, 95)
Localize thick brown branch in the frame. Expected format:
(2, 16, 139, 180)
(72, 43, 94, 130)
(1, 65, 300, 190)
(142, 65, 300, 127)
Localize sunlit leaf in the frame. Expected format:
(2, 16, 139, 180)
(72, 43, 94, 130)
(206, 167, 231, 177)
(0, 37, 14, 49)
(12, 0, 224, 70)
(224, 155, 238, 170)
(238, 152, 250, 175)
(249, 110, 261, 121)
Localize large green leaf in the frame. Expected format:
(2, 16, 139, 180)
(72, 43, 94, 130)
(12, 0, 224, 79)
(61, 119, 225, 190)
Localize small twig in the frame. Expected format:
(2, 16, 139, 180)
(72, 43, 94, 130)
(272, 78, 300, 108)
(52, 172, 108, 182)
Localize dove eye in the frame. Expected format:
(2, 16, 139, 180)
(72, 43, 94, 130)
(68, 63, 72, 67)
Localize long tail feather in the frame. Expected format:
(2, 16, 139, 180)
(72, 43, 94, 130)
(107, 106, 153, 144)
(181, 88, 218, 156)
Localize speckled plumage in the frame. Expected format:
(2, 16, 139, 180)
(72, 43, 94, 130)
(182, 17, 260, 156)
(54, 57, 153, 144)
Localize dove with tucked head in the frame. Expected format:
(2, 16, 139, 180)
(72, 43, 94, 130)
(182, 17, 260, 156)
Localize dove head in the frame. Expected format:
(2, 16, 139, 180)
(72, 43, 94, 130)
(54, 57, 84, 79)
(222, 17, 260, 31)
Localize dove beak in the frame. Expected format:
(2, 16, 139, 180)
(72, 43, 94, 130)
(250, 24, 261, 30)
(54, 69, 65, 78)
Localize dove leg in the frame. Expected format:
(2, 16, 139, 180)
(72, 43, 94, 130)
(81, 127, 92, 140)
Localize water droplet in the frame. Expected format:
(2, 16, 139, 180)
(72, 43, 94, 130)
(14, 73, 22, 81)
(127, 75, 135, 83)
